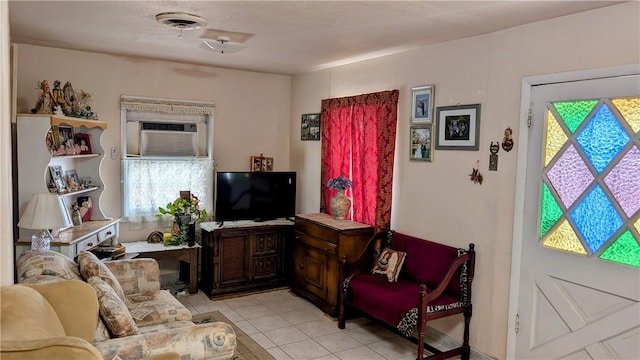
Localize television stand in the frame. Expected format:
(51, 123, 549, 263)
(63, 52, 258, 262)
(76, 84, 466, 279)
(199, 220, 294, 298)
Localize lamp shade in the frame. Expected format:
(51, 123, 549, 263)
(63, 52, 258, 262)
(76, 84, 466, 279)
(17, 193, 73, 230)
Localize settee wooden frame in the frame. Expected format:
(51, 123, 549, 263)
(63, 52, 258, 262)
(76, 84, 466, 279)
(338, 230, 476, 360)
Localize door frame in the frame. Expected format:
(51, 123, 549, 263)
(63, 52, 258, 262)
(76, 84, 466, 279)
(506, 63, 640, 359)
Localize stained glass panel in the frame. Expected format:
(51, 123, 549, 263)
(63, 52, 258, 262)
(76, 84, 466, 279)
(542, 220, 586, 255)
(542, 97, 639, 268)
(540, 183, 563, 237)
(570, 185, 623, 253)
(544, 111, 568, 166)
(546, 145, 593, 208)
(599, 231, 640, 268)
(612, 97, 640, 134)
(553, 100, 598, 133)
(604, 146, 640, 217)
(575, 104, 630, 174)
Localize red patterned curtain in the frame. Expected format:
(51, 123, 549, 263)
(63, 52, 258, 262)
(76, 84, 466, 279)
(320, 90, 399, 231)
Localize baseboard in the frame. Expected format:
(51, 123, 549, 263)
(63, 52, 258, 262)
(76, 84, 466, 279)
(424, 326, 496, 360)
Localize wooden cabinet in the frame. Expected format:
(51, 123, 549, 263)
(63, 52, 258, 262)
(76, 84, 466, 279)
(199, 220, 293, 297)
(15, 114, 120, 259)
(292, 213, 373, 316)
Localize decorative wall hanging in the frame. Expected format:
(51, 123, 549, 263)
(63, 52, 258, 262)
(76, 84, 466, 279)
(409, 125, 433, 162)
(301, 113, 321, 140)
(250, 154, 274, 172)
(502, 127, 514, 151)
(489, 141, 499, 171)
(411, 85, 435, 124)
(469, 160, 483, 185)
(435, 104, 481, 150)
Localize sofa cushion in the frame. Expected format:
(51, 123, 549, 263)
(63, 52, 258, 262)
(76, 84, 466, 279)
(88, 276, 138, 338)
(0, 285, 66, 341)
(372, 248, 406, 282)
(16, 250, 82, 283)
(126, 290, 192, 327)
(78, 250, 128, 304)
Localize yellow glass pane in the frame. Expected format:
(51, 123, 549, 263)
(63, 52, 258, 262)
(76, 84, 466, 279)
(612, 97, 640, 134)
(635, 216, 640, 234)
(542, 220, 587, 255)
(544, 110, 568, 166)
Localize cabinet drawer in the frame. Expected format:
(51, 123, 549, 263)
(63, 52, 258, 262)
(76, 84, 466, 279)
(296, 232, 337, 256)
(296, 220, 339, 244)
(98, 225, 117, 242)
(76, 235, 99, 253)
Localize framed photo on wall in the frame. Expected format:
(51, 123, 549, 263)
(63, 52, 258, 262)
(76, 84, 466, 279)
(435, 104, 481, 150)
(411, 85, 435, 124)
(301, 113, 321, 140)
(409, 125, 433, 162)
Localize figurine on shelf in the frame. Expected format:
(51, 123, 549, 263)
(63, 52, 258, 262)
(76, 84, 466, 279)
(52, 80, 67, 113)
(77, 196, 92, 222)
(76, 90, 98, 119)
(63, 81, 79, 116)
(33, 80, 54, 114)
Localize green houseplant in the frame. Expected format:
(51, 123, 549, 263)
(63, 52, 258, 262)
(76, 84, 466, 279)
(158, 194, 208, 245)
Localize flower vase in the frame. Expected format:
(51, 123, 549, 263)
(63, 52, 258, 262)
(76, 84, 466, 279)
(330, 189, 351, 220)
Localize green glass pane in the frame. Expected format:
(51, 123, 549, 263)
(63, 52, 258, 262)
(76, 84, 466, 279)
(540, 183, 563, 237)
(599, 230, 640, 268)
(612, 97, 640, 134)
(544, 110, 568, 166)
(542, 220, 587, 255)
(553, 100, 598, 133)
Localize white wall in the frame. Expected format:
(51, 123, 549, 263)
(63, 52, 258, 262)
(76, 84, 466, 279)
(290, 3, 640, 358)
(13, 45, 291, 241)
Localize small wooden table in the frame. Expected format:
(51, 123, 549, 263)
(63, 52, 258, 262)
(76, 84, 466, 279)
(124, 241, 200, 294)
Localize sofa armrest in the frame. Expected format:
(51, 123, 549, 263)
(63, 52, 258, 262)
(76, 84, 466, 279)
(105, 258, 161, 295)
(93, 322, 236, 360)
(1, 337, 103, 360)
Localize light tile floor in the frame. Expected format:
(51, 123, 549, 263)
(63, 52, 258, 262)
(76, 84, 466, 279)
(178, 288, 457, 360)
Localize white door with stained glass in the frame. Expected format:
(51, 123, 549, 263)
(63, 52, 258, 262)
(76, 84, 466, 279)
(515, 74, 640, 359)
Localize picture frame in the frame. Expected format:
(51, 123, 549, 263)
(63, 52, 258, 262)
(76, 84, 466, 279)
(57, 125, 75, 151)
(435, 104, 481, 150)
(301, 113, 321, 140)
(65, 169, 81, 189)
(411, 85, 435, 123)
(74, 133, 92, 154)
(409, 125, 433, 162)
(49, 165, 67, 193)
(250, 155, 274, 172)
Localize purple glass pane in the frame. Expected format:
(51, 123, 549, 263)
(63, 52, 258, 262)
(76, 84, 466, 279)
(604, 146, 640, 218)
(547, 145, 594, 208)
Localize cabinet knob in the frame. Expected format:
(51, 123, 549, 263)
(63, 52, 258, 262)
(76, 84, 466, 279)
(106, 231, 112, 236)
(299, 263, 304, 269)
(87, 242, 94, 248)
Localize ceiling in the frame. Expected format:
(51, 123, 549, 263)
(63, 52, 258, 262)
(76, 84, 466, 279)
(9, 1, 622, 76)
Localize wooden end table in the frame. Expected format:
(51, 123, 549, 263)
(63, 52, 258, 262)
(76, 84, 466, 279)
(124, 241, 200, 294)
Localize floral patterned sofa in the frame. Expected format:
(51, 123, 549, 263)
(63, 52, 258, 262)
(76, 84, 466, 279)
(16, 250, 236, 360)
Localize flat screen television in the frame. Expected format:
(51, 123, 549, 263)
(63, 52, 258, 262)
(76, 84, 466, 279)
(214, 171, 296, 223)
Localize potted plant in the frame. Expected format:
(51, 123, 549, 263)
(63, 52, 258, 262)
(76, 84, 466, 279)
(327, 176, 352, 220)
(158, 194, 208, 246)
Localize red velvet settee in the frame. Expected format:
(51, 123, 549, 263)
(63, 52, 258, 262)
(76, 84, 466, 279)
(338, 230, 475, 360)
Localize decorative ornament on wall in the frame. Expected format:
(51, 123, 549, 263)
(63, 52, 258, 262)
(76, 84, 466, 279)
(489, 141, 499, 171)
(469, 160, 483, 185)
(502, 127, 514, 152)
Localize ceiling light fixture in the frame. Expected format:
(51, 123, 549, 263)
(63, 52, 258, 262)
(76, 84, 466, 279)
(156, 12, 208, 39)
(201, 36, 246, 54)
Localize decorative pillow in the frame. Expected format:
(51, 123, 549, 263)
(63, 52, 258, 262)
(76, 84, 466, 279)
(78, 250, 128, 303)
(88, 276, 138, 338)
(372, 248, 407, 282)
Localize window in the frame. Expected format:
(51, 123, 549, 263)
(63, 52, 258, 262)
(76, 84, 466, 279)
(120, 96, 214, 224)
(540, 96, 640, 267)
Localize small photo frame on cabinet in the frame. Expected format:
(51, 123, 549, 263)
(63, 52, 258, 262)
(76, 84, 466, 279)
(435, 104, 481, 150)
(65, 169, 82, 191)
(49, 165, 67, 193)
(251, 155, 274, 172)
(410, 125, 433, 162)
(74, 133, 92, 154)
(411, 85, 435, 124)
(301, 113, 320, 140)
(57, 125, 75, 151)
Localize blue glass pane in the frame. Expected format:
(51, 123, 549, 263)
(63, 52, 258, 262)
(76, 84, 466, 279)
(570, 185, 624, 253)
(576, 104, 630, 173)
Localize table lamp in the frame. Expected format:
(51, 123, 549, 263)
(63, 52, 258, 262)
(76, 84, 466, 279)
(17, 193, 73, 250)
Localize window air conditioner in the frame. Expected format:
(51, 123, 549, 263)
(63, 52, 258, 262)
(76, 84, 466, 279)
(140, 122, 198, 157)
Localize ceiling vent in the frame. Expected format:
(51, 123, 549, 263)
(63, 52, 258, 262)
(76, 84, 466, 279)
(156, 12, 208, 38)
